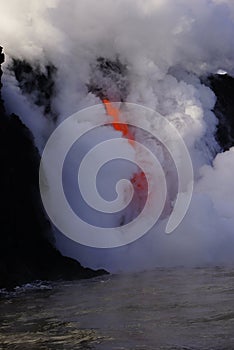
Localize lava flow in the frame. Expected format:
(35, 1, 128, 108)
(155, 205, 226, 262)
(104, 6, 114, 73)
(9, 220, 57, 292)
(102, 99, 148, 197)
(102, 99, 134, 144)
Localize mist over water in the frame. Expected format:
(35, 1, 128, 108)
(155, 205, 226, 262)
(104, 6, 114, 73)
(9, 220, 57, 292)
(1, 0, 234, 271)
(1, 268, 234, 349)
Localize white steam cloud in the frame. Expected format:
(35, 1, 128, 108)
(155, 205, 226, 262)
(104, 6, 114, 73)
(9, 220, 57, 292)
(1, 0, 234, 271)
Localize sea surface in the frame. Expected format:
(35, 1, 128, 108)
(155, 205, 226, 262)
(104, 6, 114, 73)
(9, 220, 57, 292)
(1, 268, 234, 350)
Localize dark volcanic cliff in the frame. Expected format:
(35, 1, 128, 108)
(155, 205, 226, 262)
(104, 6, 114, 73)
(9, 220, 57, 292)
(206, 74, 234, 151)
(1, 42, 233, 290)
(0, 47, 106, 289)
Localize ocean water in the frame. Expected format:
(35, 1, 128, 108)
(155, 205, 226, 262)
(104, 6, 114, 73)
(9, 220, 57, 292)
(1, 268, 234, 350)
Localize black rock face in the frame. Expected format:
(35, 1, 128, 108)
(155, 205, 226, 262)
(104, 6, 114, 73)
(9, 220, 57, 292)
(0, 48, 106, 289)
(11, 58, 57, 118)
(205, 74, 234, 151)
(88, 56, 129, 101)
(0, 47, 5, 116)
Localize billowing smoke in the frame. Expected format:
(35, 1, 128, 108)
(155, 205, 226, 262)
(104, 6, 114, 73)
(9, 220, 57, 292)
(1, 0, 234, 271)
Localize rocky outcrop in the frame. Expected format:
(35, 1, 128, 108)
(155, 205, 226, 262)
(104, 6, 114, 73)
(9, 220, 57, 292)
(88, 56, 129, 101)
(0, 47, 106, 290)
(11, 58, 57, 118)
(205, 74, 234, 151)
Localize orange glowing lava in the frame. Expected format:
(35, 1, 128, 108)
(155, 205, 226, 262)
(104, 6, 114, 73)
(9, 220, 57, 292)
(102, 99, 134, 144)
(130, 171, 147, 191)
(103, 99, 147, 194)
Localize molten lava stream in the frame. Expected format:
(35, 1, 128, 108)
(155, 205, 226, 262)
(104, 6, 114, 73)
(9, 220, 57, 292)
(102, 98, 134, 144)
(102, 99, 147, 196)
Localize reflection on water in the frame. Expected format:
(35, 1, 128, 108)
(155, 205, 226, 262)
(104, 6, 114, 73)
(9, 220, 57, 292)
(1, 268, 234, 349)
